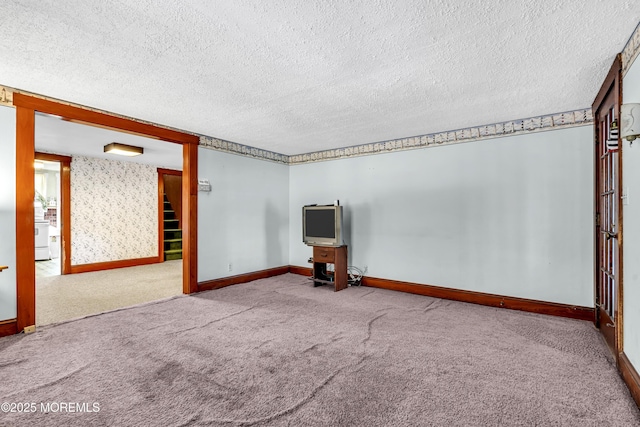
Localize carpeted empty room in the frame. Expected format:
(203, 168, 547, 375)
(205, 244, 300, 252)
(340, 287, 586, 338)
(0, 274, 638, 426)
(4, 3, 640, 426)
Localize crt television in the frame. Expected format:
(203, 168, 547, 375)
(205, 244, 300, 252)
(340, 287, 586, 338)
(302, 205, 343, 247)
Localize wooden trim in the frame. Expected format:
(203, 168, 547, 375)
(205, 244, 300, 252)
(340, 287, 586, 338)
(592, 55, 622, 110)
(617, 66, 625, 354)
(289, 265, 313, 276)
(361, 275, 594, 321)
(158, 168, 183, 176)
(592, 55, 624, 361)
(61, 157, 71, 275)
(69, 256, 160, 274)
(614, 54, 624, 354)
(12, 93, 199, 145)
(198, 266, 290, 292)
(593, 110, 600, 329)
(34, 152, 71, 163)
(619, 352, 640, 408)
(0, 319, 18, 338)
(16, 107, 35, 332)
(35, 152, 72, 274)
(15, 93, 199, 332)
(290, 267, 596, 321)
(202, 266, 591, 322)
(157, 170, 165, 261)
(360, 276, 594, 321)
(183, 142, 198, 294)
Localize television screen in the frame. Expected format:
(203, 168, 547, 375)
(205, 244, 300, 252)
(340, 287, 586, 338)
(305, 209, 335, 238)
(302, 205, 343, 246)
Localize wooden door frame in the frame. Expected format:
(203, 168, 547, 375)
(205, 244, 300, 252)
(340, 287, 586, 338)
(34, 152, 71, 275)
(592, 54, 623, 362)
(157, 168, 182, 261)
(14, 93, 199, 332)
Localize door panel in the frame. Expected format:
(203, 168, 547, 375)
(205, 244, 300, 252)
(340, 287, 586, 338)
(594, 65, 621, 358)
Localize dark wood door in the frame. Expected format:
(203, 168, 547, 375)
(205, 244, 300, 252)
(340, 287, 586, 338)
(157, 168, 183, 262)
(163, 173, 183, 228)
(593, 56, 622, 359)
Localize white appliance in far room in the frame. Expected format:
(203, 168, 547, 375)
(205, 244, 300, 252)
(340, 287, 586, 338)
(34, 204, 50, 261)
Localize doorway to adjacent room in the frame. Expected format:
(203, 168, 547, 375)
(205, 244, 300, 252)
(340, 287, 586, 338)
(14, 93, 200, 332)
(34, 153, 71, 280)
(32, 113, 187, 326)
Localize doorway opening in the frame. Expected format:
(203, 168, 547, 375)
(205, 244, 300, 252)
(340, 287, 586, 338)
(34, 158, 61, 278)
(34, 113, 188, 326)
(158, 169, 183, 262)
(14, 93, 199, 332)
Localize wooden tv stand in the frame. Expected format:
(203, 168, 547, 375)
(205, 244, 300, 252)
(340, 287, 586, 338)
(311, 245, 348, 291)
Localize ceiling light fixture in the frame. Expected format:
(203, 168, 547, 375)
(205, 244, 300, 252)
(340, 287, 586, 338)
(104, 142, 144, 156)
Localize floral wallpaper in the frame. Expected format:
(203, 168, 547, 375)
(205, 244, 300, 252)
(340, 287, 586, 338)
(71, 156, 157, 265)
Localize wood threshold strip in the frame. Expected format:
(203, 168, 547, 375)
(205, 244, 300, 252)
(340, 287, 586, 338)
(198, 266, 290, 291)
(620, 352, 640, 408)
(0, 319, 18, 338)
(289, 267, 594, 321)
(69, 257, 161, 274)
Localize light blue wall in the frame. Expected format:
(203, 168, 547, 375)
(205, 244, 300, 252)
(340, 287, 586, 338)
(0, 106, 16, 321)
(0, 107, 597, 320)
(623, 55, 640, 370)
(197, 148, 289, 282)
(290, 126, 594, 306)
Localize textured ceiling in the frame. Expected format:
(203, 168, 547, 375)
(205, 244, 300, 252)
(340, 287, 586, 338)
(2, 1, 640, 155)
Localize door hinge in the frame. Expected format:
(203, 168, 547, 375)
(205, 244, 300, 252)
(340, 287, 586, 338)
(595, 213, 600, 227)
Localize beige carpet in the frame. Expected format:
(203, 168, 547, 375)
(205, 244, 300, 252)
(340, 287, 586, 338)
(36, 260, 182, 326)
(1, 273, 638, 426)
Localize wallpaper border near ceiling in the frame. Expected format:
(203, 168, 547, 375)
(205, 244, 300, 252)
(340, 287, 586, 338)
(622, 21, 640, 77)
(199, 136, 289, 165)
(286, 109, 593, 165)
(0, 86, 13, 107)
(197, 108, 594, 165)
(2, 84, 593, 166)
